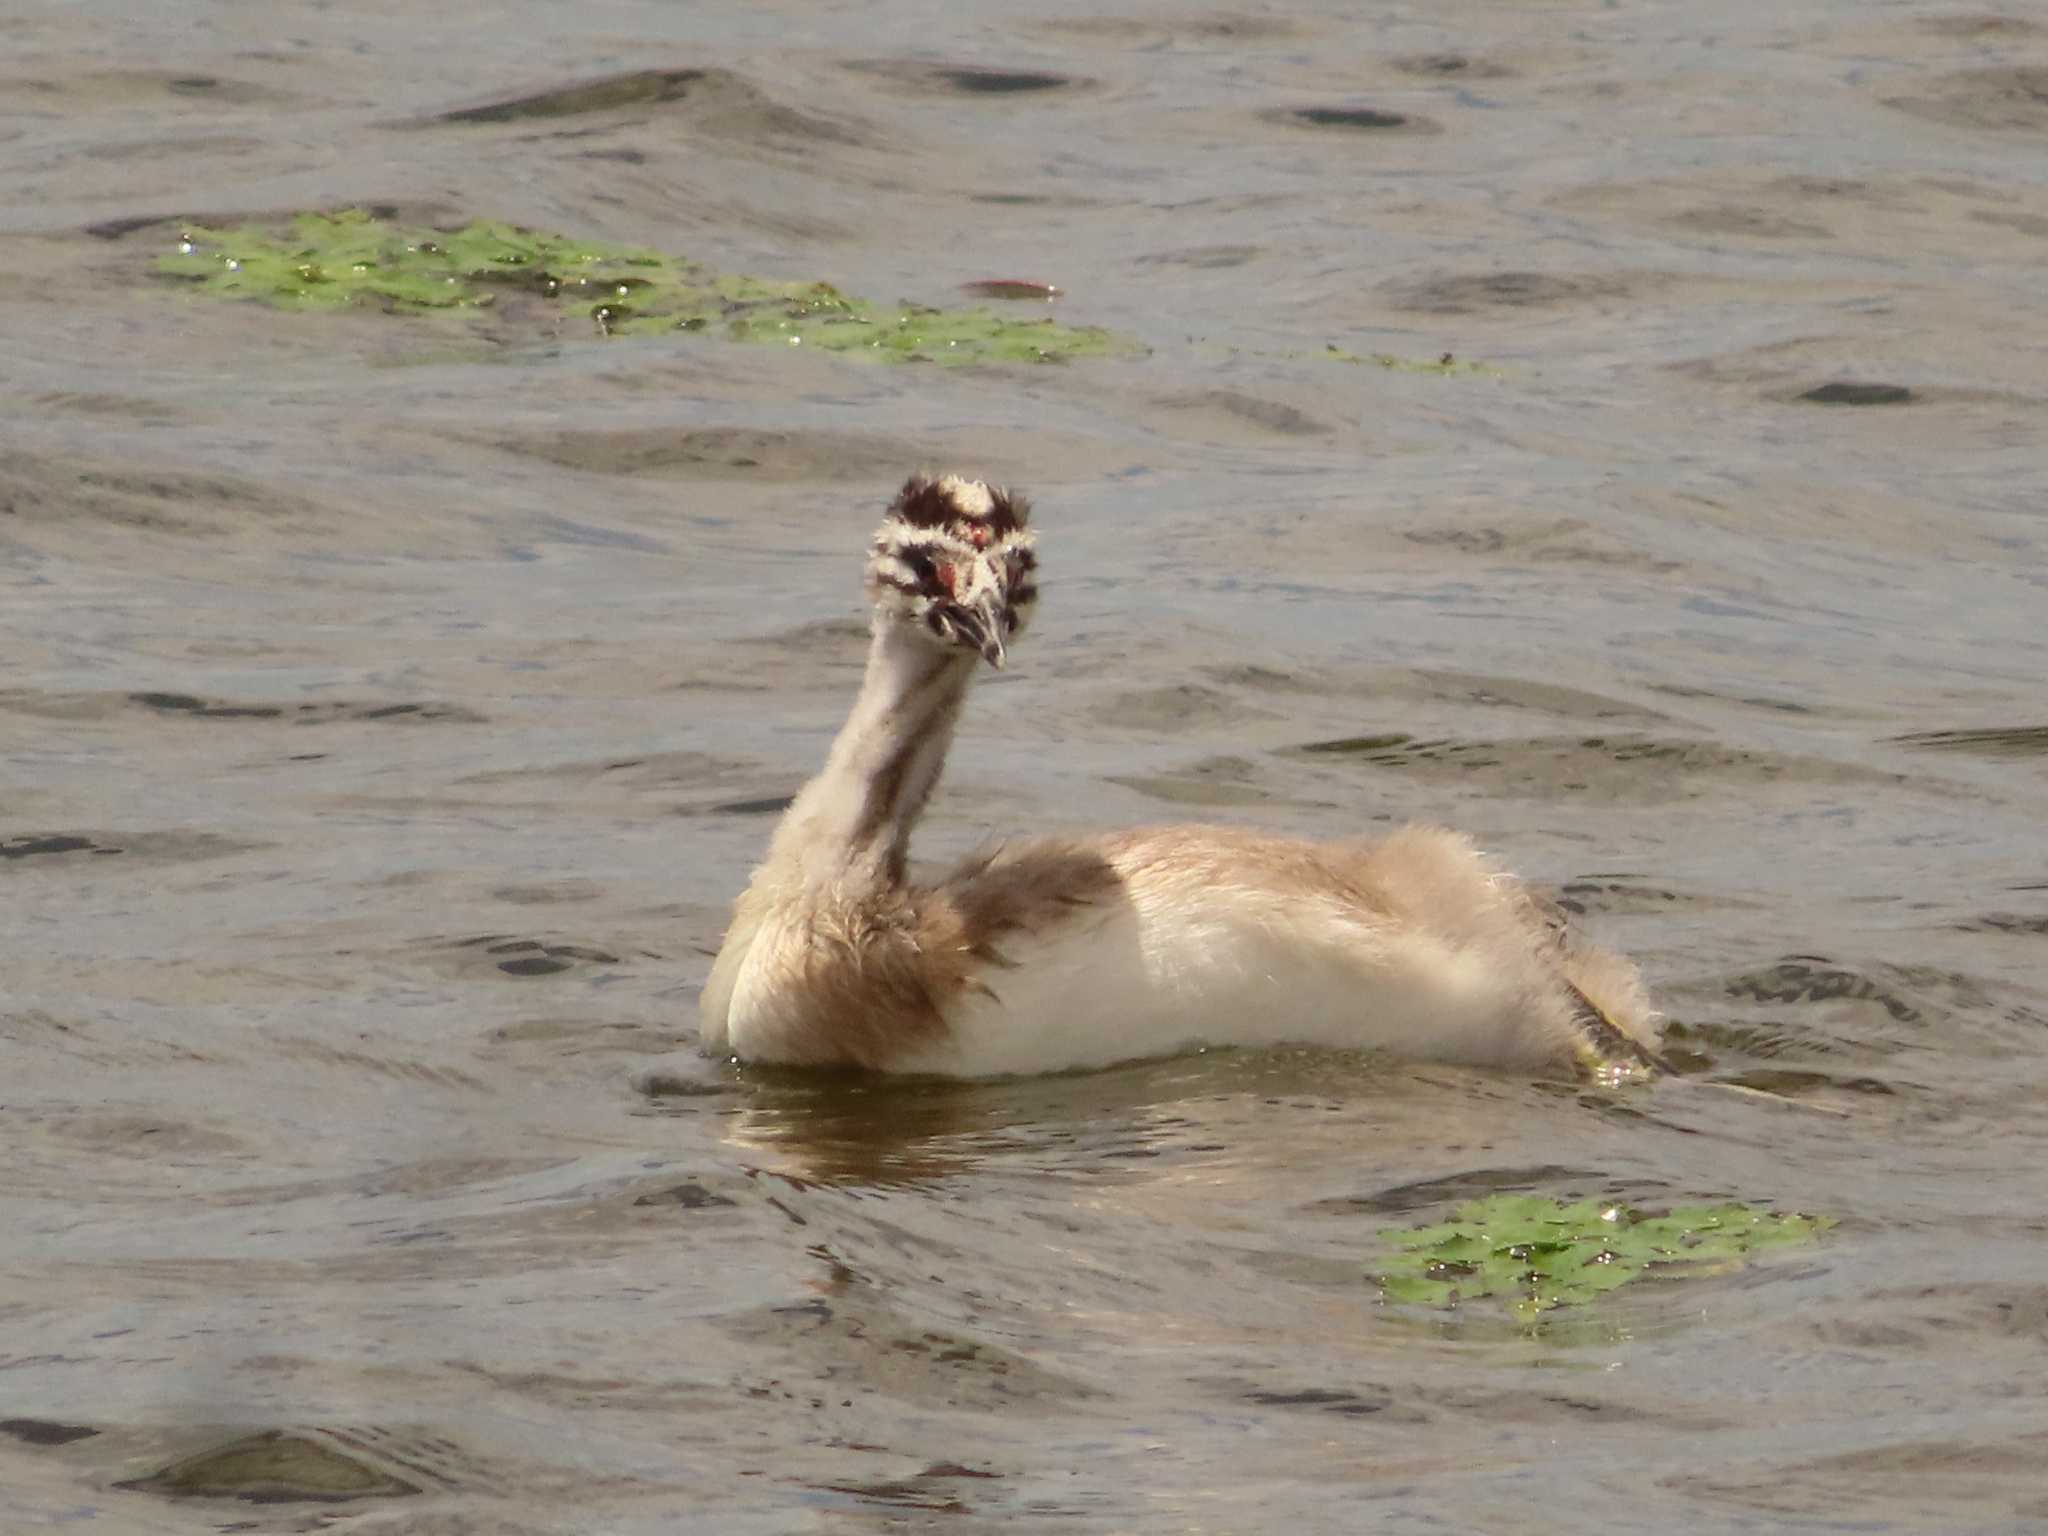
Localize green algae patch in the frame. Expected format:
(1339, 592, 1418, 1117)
(434, 67, 715, 124)
(765, 303, 1130, 363)
(156, 211, 667, 313)
(1372, 1195, 1831, 1322)
(152, 209, 1140, 365)
(1321, 344, 1499, 376)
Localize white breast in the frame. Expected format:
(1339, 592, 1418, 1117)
(896, 879, 1565, 1078)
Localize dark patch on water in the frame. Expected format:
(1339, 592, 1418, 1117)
(1288, 732, 1889, 802)
(634, 1182, 737, 1209)
(452, 935, 621, 976)
(935, 68, 1074, 94)
(1, 1418, 99, 1445)
(848, 60, 1080, 95)
(1283, 106, 1414, 130)
(1685, 958, 2016, 1051)
(1108, 755, 1276, 807)
(1721, 959, 1922, 1021)
(1554, 880, 1732, 916)
(1245, 1385, 1394, 1415)
(0, 830, 257, 867)
(433, 68, 715, 123)
(817, 1462, 998, 1513)
(960, 279, 1061, 301)
(1886, 66, 2048, 133)
(130, 690, 281, 719)
(1800, 381, 1915, 405)
(1958, 913, 2048, 935)
(1653, 1035, 1717, 1075)
(115, 1431, 420, 1503)
(314, 700, 478, 724)
(1296, 732, 1413, 755)
(424, 67, 854, 143)
(128, 692, 484, 725)
(636, 1071, 730, 1100)
(1093, 681, 1282, 730)
(1392, 270, 1638, 312)
(497, 942, 618, 974)
(1042, 13, 1298, 42)
(1675, 204, 1831, 240)
(764, 1196, 808, 1226)
(1, 834, 106, 860)
(1663, 1017, 1836, 1063)
(1136, 243, 1261, 268)
(1154, 388, 1331, 437)
(709, 795, 798, 816)
(485, 425, 933, 482)
(1399, 517, 1677, 572)
(496, 955, 571, 976)
(1892, 725, 2048, 757)
(85, 212, 173, 240)
(1650, 681, 1821, 715)
(1392, 53, 1513, 78)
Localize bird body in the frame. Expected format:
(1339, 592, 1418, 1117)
(701, 475, 1663, 1080)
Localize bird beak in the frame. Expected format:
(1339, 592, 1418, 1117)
(950, 594, 1008, 669)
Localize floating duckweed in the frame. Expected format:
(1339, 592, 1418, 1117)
(1372, 1194, 1831, 1321)
(154, 209, 1140, 365)
(1322, 343, 1499, 376)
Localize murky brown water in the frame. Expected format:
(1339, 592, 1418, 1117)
(6, 1, 2048, 1530)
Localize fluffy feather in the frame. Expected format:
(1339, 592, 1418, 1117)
(700, 476, 1663, 1078)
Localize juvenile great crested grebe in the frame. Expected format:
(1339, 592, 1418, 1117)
(700, 474, 1663, 1079)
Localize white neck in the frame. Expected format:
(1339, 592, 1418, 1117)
(762, 620, 977, 892)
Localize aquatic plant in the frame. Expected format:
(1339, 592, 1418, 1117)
(1321, 344, 1498, 375)
(1372, 1194, 1830, 1321)
(153, 209, 1140, 365)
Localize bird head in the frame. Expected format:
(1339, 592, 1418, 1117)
(865, 473, 1037, 669)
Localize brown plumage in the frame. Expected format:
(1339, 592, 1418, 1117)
(700, 475, 1664, 1079)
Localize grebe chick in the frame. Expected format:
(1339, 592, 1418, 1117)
(700, 474, 1664, 1080)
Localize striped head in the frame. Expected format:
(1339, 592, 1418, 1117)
(865, 473, 1037, 668)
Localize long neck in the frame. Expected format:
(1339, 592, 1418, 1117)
(763, 621, 977, 892)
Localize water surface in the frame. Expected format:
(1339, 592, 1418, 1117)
(4, 0, 2047, 1530)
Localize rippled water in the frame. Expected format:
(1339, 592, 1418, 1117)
(5, 1, 2048, 1530)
